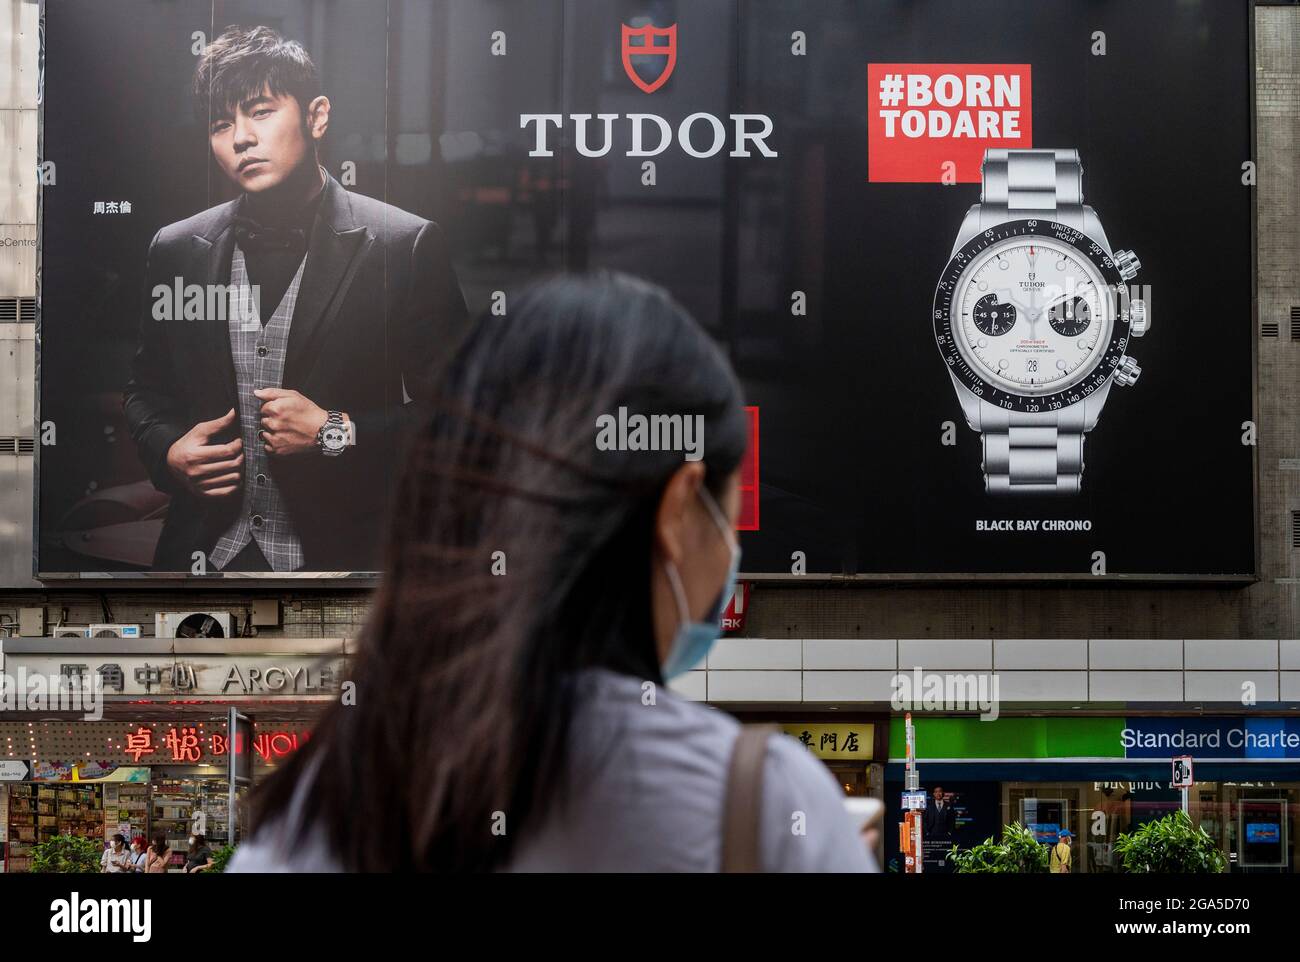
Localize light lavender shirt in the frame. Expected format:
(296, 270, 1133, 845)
(230, 668, 877, 873)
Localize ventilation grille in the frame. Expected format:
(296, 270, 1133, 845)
(0, 437, 35, 455)
(1294, 511, 1300, 550)
(1292, 306, 1300, 340)
(1262, 320, 1279, 338)
(0, 297, 36, 322)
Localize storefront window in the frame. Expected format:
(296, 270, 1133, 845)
(152, 775, 243, 869)
(1002, 781, 1298, 873)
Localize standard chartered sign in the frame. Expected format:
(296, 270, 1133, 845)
(1122, 719, 1300, 758)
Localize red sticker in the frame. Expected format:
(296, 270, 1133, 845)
(737, 405, 759, 531)
(868, 63, 1033, 183)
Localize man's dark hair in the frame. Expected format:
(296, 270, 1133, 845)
(193, 26, 321, 126)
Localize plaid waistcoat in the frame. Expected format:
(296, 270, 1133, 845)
(208, 244, 308, 572)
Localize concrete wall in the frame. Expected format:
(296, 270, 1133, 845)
(667, 636, 1300, 707)
(0, 0, 38, 590)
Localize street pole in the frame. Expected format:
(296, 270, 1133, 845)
(903, 712, 924, 874)
(227, 708, 253, 846)
(905, 712, 918, 793)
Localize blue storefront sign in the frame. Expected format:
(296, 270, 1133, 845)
(1121, 717, 1300, 759)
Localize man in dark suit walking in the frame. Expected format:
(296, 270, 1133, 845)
(124, 26, 470, 572)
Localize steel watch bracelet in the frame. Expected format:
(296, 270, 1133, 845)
(320, 410, 344, 456)
(976, 148, 1087, 495)
(979, 147, 1085, 231)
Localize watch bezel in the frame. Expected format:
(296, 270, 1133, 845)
(933, 219, 1132, 413)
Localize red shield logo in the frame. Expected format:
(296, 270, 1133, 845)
(621, 22, 677, 94)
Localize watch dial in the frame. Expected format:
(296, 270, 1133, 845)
(951, 235, 1113, 395)
(1048, 296, 1092, 337)
(323, 427, 347, 449)
(972, 294, 1018, 336)
(933, 221, 1131, 414)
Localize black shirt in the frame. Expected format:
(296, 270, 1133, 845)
(184, 844, 213, 872)
(237, 181, 325, 324)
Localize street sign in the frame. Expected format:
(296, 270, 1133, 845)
(0, 759, 30, 780)
(902, 789, 927, 811)
(1172, 755, 1194, 789)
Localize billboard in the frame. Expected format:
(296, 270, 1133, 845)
(36, 0, 1255, 580)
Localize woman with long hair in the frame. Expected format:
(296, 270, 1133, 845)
(232, 272, 872, 872)
(146, 833, 171, 873)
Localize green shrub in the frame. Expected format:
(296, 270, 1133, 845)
(31, 835, 103, 874)
(948, 822, 1050, 873)
(1114, 811, 1226, 874)
(208, 844, 237, 874)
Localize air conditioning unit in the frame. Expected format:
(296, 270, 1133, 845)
(53, 626, 91, 638)
(155, 611, 233, 639)
(89, 624, 142, 638)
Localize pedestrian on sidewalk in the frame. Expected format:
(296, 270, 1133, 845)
(1051, 829, 1073, 873)
(129, 835, 148, 873)
(232, 272, 876, 874)
(146, 834, 171, 873)
(101, 834, 132, 873)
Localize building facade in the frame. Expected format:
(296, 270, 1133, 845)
(1, 0, 1298, 873)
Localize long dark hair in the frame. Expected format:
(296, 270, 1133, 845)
(251, 271, 748, 871)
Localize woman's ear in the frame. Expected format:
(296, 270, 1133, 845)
(654, 461, 705, 566)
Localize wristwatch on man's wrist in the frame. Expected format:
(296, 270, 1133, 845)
(932, 148, 1149, 495)
(316, 410, 351, 456)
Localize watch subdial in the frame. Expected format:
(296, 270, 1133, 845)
(972, 294, 1017, 337)
(1048, 296, 1091, 337)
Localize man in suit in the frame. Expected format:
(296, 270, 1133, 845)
(124, 26, 470, 572)
(924, 785, 957, 841)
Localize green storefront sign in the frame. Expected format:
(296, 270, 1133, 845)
(889, 717, 1127, 760)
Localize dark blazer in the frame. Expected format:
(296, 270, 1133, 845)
(924, 799, 956, 838)
(123, 174, 471, 571)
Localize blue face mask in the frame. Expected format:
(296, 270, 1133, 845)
(660, 486, 741, 680)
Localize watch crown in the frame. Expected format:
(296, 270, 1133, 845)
(1114, 355, 1142, 387)
(1129, 299, 1150, 337)
(1114, 249, 1141, 281)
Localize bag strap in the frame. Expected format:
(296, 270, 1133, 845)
(721, 724, 780, 873)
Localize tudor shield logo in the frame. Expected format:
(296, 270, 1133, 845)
(621, 22, 677, 93)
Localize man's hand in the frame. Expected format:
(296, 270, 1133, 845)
(164, 408, 243, 498)
(254, 387, 337, 456)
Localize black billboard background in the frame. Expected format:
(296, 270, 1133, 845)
(37, 0, 1254, 578)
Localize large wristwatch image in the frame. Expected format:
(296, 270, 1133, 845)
(932, 148, 1149, 495)
(316, 410, 352, 457)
